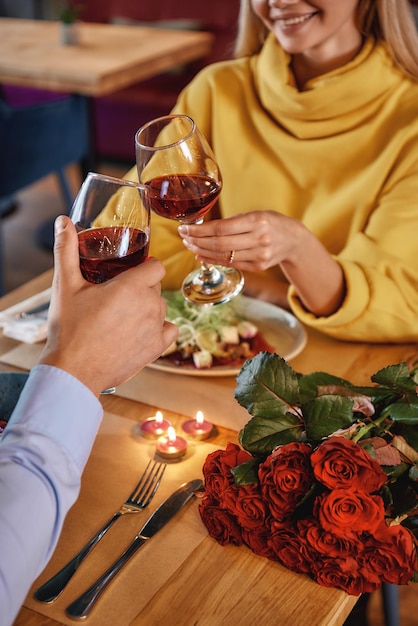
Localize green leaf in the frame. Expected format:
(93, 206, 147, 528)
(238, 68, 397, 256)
(350, 387, 397, 404)
(231, 459, 259, 486)
(234, 353, 300, 418)
(238, 413, 303, 455)
(371, 363, 417, 392)
(303, 395, 355, 441)
(381, 400, 418, 424)
(299, 372, 354, 402)
(384, 462, 410, 482)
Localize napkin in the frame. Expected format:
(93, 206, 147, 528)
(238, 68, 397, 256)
(0, 288, 51, 343)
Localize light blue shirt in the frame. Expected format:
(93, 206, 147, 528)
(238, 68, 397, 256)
(0, 365, 102, 626)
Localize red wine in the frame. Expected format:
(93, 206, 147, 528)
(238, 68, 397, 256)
(78, 227, 149, 284)
(146, 174, 221, 224)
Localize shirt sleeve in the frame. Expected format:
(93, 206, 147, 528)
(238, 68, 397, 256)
(0, 364, 103, 626)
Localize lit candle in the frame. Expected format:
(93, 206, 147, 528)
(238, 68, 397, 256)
(156, 426, 188, 460)
(139, 411, 171, 440)
(181, 410, 214, 441)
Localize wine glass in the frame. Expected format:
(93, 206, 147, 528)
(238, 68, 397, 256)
(135, 114, 244, 305)
(69, 171, 150, 393)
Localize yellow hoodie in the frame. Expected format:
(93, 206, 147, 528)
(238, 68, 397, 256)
(126, 35, 418, 343)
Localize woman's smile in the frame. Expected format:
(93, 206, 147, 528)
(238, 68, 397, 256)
(252, 0, 362, 87)
(272, 11, 318, 31)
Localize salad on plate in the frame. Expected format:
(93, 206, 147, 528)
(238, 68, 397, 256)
(160, 291, 275, 370)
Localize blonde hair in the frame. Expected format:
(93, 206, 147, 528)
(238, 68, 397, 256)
(234, 0, 418, 80)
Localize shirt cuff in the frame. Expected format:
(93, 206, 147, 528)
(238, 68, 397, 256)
(288, 260, 370, 338)
(6, 364, 103, 472)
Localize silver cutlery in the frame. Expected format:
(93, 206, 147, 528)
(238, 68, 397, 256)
(15, 301, 50, 320)
(65, 478, 203, 620)
(34, 459, 166, 603)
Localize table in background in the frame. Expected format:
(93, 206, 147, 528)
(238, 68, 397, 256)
(0, 18, 212, 96)
(0, 17, 212, 170)
(0, 17, 213, 249)
(1, 272, 416, 626)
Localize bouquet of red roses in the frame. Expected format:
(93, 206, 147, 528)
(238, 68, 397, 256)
(199, 354, 418, 595)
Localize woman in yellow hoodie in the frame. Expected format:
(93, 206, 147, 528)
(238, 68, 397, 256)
(127, 0, 418, 343)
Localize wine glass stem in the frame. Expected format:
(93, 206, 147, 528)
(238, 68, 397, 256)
(198, 263, 224, 292)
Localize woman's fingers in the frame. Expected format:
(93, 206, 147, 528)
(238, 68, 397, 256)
(179, 211, 281, 270)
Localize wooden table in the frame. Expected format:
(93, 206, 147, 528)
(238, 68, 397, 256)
(0, 18, 213, 97)
(2, 271, 417, 626)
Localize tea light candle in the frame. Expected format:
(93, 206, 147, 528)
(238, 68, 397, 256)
(182, 410, 214, 440)
(140, 411, 171, 440)
(156, 426, 188, 460)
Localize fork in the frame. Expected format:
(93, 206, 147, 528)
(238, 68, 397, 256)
(34, 459, 166, 603)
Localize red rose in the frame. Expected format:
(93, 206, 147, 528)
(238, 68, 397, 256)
(311, 555, 382, 595)
(258, 442, 313, 521)
(242, 525, 276, 560)
(199, 494, 242, 546)
(268, 521, 314, 573)
(298, 518, 360, 558)
(314, 489, 385, 536)
(362, 523, 417, 585)
(203, 443, 253, 477)
(223, 483, 270, 530)
(202, 443, 253, 502)
(311, 437, 387, 493)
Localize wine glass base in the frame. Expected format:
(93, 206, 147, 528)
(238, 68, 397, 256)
(182, 265, 244, 305)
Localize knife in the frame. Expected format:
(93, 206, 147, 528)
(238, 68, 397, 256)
(65, 478, 203, 620)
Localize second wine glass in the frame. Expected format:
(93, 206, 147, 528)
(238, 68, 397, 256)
(135, 114, 244, 305)
(70, 171, 150, 393)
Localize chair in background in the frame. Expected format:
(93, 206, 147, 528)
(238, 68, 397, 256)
(0, 88, 89, 293)
(68, 0, 241, 163)
(0, 87, 88, 207)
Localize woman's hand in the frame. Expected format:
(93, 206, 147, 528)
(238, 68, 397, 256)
(179, 210, 300, 271)
(39, 216, 178, 396)
(179, 211, 346, 317)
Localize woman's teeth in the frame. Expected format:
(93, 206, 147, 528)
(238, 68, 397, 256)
(278, 13, 315, 27)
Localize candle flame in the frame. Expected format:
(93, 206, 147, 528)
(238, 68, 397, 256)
(196, 410, 204, 425)
(155, 411, 163, 424)
(167, 426, 177, 443)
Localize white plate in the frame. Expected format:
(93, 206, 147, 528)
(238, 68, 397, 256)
(147, 295, 307, 377)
